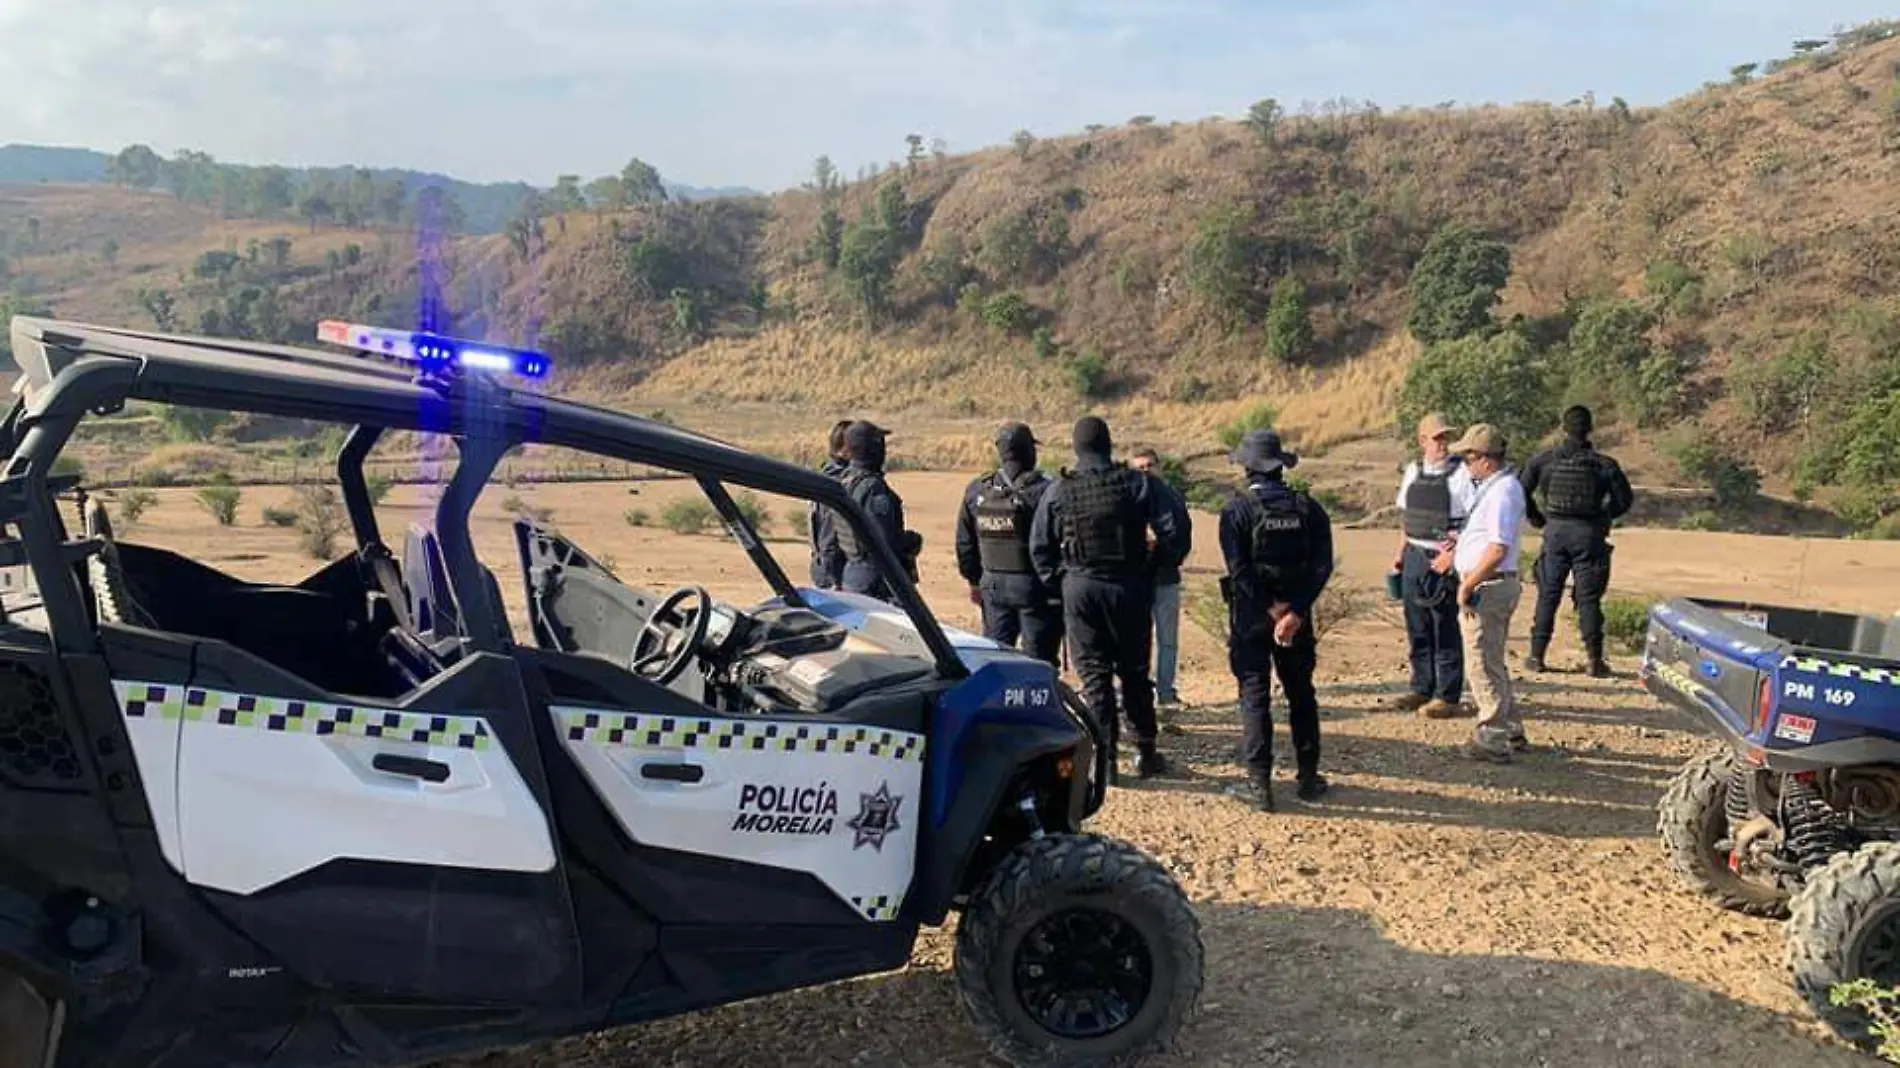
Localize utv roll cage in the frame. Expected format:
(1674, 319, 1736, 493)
(0, 317, 966, 677)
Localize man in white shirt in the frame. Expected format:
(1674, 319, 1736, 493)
(1442, 423, 1529, 762)
(1390, 413, 1475, 718)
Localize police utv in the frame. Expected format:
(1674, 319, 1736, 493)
(0, 318, 1203, 1068)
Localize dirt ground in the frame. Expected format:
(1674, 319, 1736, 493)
(104, 472, 1900, 1067)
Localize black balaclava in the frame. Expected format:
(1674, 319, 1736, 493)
(1072, 416, 1112, 464)
(1562, 405, 1593, 445)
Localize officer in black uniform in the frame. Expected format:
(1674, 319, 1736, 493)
(834, 421, 918, 602)
(1219, 429, 1334, 812)
(1029, 416, 1187, 778)
(955, 422, 1063, 665)
(1522, 405, 1635, 677)
(808, 419, 853, 589)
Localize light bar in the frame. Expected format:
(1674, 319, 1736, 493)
(316, 320, 551, 379)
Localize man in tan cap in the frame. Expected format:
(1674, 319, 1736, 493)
(1390, 413, 1474, 718)
(1442, 423, 1529, 762)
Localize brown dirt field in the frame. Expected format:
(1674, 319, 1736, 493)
(103, 473, 1900, 1067)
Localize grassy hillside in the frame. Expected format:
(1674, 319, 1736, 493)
(6, 23, 1900, 530)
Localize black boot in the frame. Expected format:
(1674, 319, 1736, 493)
(1525, 641, 1549, 674)
(1585, 638, 1613, 678)
(1136, 743, 1167, 779)
(1296, 773, 1330, 802)
(1225, 776, 1274, 811)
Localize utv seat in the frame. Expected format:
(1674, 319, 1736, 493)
(84, 498, 158, 629)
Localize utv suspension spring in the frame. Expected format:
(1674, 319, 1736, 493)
(1725, 764, 1753, 828)
(1783, 776, 1853, 869)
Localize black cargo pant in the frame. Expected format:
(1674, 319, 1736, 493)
(1062, 573, 1159, 747)
(1231, 609, 1320, 783)
(1531, 520, 1613, 652)
(981, 592, 1065, 667)
(1402, 543, 1463, 703)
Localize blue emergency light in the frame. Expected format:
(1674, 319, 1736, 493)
(317, 320, 552, 379)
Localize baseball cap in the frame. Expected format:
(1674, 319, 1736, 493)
(1228, 428, 1299, 472)
(1418, 412, 1455, 439)
(1448, 423, 1506, 457)
(994, 421, 1040, 453)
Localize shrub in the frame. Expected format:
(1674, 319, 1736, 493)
(1732, 331, 1835, 434)
(1397, 331, 1556, 458)
(365, 473, 394, 505)
(157, 405, 232, 443)
(1406, 224, 1511, 343)
(1830, 979, 1900, 1063)
(980, 291, 1035, 333)
(195, 485, 241, 526)
(661, 497, 716, 535)
(1869, 512, 1900, 541)
(261, 506, 298, 528)
(624, 508, 650, 527)
(1184, 482, 1230, 513)
(1185, 203, 1258, 328)
(1836, 487, 1893, 531)
(1665, 428, 1761, 512)
(1066, 349, 1109, 398)
(1602, 596, 1652, 653)
(1643, 259, 1703, 320)
(293, 484, 343, 560)
(118, 488, 157, 526)
(1217, 403, 1279, 450)
(50, 454, 85, 481)
(1264, 276, 1314, 364)
(1031, 325, 1058, 360)
(732, 491, 774, 534)
(1678, 510, 1721, 532)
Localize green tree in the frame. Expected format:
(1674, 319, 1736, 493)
(838, 212, 898, 321)
(1405, 224, 1511, 343)
(100, 238, 119, 266)
(249, 166, 293, 216)
(980, 291, 1035, 333)
(1245, 98, 1283, 144)
(905, 134, 925, 171)
(298, 193, 335, 232)
(375, 178, 407, 225)
(266, 236, 292, 268)
(136, 288, 178, 331)
(620, 157, 668, 205)
(1398, 331, 1555, 458)
(811, 207, 844, 270)
(916, 236, 971, 306)
(1731, 62, 1759, 84)
(584, 176, 624, 213)
(811, 155, 840, 199)
(625, 235, 687, 295)
(413, 185, 466, 234)
(875, 180, 908, 236)
(669, 288, 703, 338)
(108, 143, 163, 189)
(1264, 276, 1314, 363)
(1012, 129, 1037, 161)
(1733, 330, 1836, 435)
(1185, 203, 1258, 328)
(550, 175, 586, 214)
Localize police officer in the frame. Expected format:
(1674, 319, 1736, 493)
(1219, 429, 1334, 811)
(1522, 405, 1634, 677)
(834, 421, 917, 602)
(1029, 416, 1187, 778)
(808, 419, 853, 589)
(955, 422, 1063, 665)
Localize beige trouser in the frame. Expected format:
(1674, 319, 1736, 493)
(1460, 574, 1523, 753)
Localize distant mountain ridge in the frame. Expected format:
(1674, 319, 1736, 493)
(0, 144, 759, 234)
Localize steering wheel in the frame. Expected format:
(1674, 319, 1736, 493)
(631, 585, 712, 686)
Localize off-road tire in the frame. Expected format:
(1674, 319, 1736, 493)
(1786, 842, 1900, 1047)
(954, 833, 1203, 1068)
(1657, 746, 1789, 917)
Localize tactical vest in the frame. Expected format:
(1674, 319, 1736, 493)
(833, 469, 872, 558)
(975, 470, 1039, 575)
(1060, 465, 1148, 571)
(1241, 488, 1312, 593)
(1402, 459, 1460, 541)
(1543, 452, 1603, 520)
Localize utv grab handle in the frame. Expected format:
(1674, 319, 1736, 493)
(371, 753, 452, 783)
(639, 761, 706, 784)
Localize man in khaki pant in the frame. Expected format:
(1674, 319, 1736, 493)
(1441, 424, 1529, 762)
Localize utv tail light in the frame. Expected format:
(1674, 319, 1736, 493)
(1753, 675, 1775, 734)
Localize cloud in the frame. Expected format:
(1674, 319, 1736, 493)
(0, 1, 1892, 189)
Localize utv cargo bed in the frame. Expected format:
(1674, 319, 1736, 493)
(1642, 597, 1900, 770)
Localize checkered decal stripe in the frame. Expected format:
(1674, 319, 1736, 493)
(1782, 656, 1900, 687)
(114, 682, 494, 750)
(1649, 662, 1715, 705)
(850, 894, 902, 922)
(555, 709, 925, 762)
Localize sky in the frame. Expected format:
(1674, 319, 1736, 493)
(0, 1, 1891, 192)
